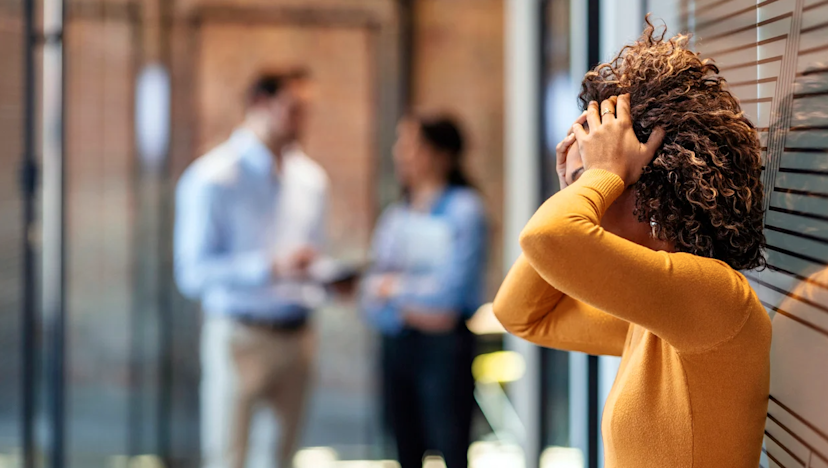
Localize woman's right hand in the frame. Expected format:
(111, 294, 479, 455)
(404, 310, 457, 333)
(572, 95, 664, 186)
(556, 111, 588, 189)
(376, 274, 400, 300)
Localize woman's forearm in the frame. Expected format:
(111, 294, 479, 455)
(520, 169, 753, 353)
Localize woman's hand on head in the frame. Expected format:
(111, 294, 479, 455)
(572, 94, 665, 186)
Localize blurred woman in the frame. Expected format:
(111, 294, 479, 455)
(361, 114, 487, 468)
(494, 22, 771, 468)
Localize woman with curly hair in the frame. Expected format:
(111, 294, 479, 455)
(493, 22, 771, 467)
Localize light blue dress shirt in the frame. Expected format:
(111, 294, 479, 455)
(174, 129, 329, 320)
(361, 187, 488, 335)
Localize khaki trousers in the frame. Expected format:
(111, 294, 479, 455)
(201, 316, 314, 468)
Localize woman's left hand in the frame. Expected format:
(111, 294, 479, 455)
(572, 94, 665, 186)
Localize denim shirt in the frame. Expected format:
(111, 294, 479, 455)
(361, 187, 488, 335)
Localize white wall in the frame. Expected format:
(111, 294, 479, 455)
(504, 1, 542, 467)
(600, 0, 646, 63)
(566, 2, 591, 465)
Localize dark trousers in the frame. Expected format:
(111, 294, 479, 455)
(381, 324, 475, 468)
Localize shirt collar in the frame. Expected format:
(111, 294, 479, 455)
(405, 185, 454, 216)
(230, 127, 275, 176)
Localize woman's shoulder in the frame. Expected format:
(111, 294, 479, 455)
(669, 251, 765, 309)
(377, 201, 406, 224)
(667, 252, 771, 356)
(444, 187, 486, 218)
(681, 252, 769, 321)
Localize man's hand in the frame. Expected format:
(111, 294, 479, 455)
(290, 246, 317, 275)
(330, 276, 359, 299)
(572, 94, 665, 186)
(272, 246, 318, 279)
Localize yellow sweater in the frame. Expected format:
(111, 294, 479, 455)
(493, 169, 771, 468)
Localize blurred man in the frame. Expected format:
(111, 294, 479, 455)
(174, 69, 328, 468)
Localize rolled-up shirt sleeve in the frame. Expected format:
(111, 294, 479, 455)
(360, 207, 405, 334)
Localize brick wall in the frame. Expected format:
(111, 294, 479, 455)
(413, 0, 505, 298)
(0, 0, 507, 458)
(195, 21, 378, 253)
(171, 0, 397, 257)
(172, 0, 506, 284)
(63, 13, 138, 458)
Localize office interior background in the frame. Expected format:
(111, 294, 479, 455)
(0, 0, 826, 467)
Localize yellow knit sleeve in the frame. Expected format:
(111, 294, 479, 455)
(493, 254, 629, 356)
(516, 169, 756, 354)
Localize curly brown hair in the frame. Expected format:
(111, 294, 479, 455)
(579, 18, 766, 270)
